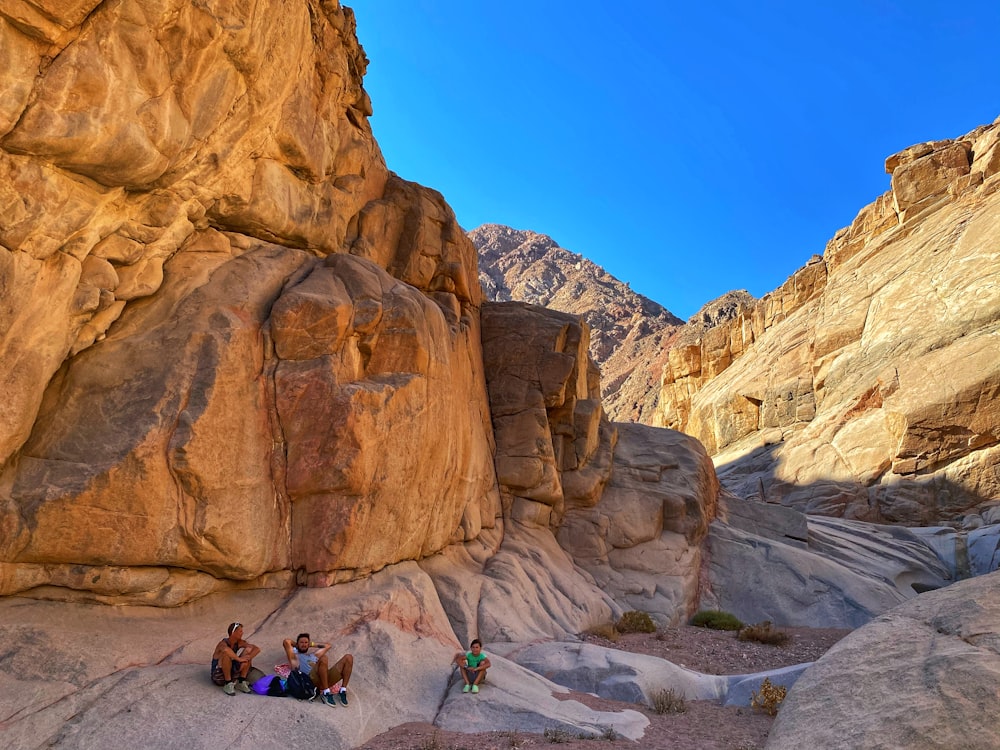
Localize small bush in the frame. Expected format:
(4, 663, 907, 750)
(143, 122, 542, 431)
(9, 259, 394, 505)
(586, 622, 620, 642)
(750, 677, 787, 715)
(617, 610, 656, 633)
(690, 609, 743, 631)
(543, 728, 573, 744)
(650, 687, 687, 714)
(738, 620, 790, 645)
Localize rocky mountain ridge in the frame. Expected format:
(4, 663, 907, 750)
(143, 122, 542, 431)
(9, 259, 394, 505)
(472, 223, 683, 422)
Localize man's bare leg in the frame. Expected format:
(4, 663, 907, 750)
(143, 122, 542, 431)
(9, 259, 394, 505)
(312, 656, 331, 690)
(328, 653, 354, 688)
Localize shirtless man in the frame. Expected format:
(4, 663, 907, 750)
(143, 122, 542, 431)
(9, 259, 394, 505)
(211, 622, 261, 695)
(283, 633, 354, 707)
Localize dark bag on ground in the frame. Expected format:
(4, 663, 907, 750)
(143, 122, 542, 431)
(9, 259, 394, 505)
(251, 674, 288, 696)
(285, 669, 317, 700)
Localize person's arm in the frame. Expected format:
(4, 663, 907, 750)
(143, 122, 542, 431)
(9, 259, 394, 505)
(240, 640, 261, 660)
(282, 638, 300, 669)
(311, 639, 332, 659)
(481, 655, 492, 669)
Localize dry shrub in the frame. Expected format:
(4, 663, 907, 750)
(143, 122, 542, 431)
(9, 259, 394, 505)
(586, 622, 620, 643)
(617, 610, 656, 633)
(750, 677, 787, 715)
(738, 620, 790, 645)
(651, 687, 687, 714)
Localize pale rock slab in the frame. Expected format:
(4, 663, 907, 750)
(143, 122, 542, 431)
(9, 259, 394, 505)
(422, 519, 617, 645)
(498, 640, 729, 704)
(436, 653, 648, 740)
(0, 563, 463, 750)
(767, 570, 1000, 750)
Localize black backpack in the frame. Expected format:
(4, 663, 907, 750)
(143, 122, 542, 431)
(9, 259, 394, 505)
(285, 669, 318, 700)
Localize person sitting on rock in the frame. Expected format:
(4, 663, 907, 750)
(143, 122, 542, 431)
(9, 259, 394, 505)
(211, 622, 261, 695)
(453, 638, 491, 693)
(282, 632, 354, 706)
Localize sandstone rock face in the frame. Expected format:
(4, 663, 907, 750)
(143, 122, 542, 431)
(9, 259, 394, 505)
(767, 570, 1000, 750)
(658, 118, 1000, 524)
(558, 423, 719, 625)
(0, 0, 721, 645)
(482, 301, 616, 521)
(472, 224, 682, 423)
(0, 1, 497, 604)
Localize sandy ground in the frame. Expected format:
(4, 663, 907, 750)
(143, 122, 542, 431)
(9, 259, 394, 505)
(354, 625, 851, 750)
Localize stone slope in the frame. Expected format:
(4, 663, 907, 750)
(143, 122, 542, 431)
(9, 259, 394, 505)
(656, 118, 1000, 525)
(766, 570, 1000, 749)
(471, 223, 683, 423)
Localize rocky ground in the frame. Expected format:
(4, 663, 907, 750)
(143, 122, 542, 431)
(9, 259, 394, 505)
(355, 625, 851, 750)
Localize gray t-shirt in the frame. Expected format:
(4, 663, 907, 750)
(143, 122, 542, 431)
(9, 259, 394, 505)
(298, 652, 318, 675)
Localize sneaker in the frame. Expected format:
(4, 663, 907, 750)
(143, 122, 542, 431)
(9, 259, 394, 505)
(471, 685, 479, 694)
(222, 681, 236, 696)
(338, 688, 348, 706)
(236, 680, 252, 694)
(322, 692, 337, 707)
(462, 684, 471, 693)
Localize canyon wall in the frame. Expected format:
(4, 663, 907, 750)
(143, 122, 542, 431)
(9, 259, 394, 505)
(0, 0, 718, 625)
(657, 120, 1000, 524)
(0, 0, 497, 604)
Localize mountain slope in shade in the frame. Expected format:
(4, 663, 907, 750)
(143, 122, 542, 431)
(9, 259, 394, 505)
(471, 223, 683, 422)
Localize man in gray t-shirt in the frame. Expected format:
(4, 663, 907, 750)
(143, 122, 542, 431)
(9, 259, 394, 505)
(282, 632, 354, 707)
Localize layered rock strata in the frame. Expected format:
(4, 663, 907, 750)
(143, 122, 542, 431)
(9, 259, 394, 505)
(657, 119, 1000, 524)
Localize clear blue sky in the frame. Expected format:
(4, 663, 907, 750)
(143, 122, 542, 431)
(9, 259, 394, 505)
(349, 1, 1000, 319)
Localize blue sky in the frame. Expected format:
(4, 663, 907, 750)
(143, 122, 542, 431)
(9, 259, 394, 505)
(349, 1, 1000, 319)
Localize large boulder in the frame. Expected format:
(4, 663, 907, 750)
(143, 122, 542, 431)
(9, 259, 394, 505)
(767, 570, 1000, 750)
(0, 2, 500, 604)
(558, 423, 719, 625)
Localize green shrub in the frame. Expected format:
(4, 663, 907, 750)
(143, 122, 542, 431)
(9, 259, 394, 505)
(650, 687, 687, 714)
(617, 610, 656, 633)
(738, 620, 790, 645)
(690, 609, 743, 631)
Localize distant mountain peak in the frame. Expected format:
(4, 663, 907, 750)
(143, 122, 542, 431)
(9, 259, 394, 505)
(470, 223, 682, 422)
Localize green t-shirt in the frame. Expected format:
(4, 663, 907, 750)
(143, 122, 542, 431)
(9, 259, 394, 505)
(465, 651, 487, 669)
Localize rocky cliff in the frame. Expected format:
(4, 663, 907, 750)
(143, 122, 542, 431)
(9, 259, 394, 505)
(472, 224, 683, 423)
(0, 1, 720, 622)
(657, 119, 1000, 525)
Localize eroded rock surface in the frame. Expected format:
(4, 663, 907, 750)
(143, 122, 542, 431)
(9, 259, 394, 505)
(657, 119, 1000, 525)
(767, 570, 1000, 750)
(0, 2, 498, 604)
